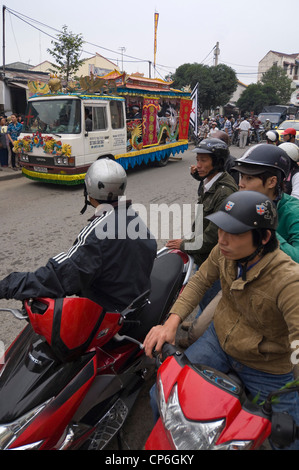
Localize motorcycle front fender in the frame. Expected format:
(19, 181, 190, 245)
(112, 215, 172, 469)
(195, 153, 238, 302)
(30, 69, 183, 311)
(145, 418, 172, 450)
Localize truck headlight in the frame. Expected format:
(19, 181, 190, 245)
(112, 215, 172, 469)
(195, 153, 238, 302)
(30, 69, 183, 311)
(54, 157, 74, 166)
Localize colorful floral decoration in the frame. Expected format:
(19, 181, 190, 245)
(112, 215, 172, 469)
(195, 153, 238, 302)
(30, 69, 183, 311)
(13, 132, 72, 157)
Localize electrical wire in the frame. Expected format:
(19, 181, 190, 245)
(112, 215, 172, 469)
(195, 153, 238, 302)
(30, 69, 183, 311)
(4, 6, 262, 79)
(5, 7, 155, 67)
(8, 11, 22, 62)
(200, 45, 217, 65)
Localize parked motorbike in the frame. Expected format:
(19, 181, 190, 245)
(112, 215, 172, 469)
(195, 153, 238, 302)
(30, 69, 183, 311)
(145, 343, 299, 450)
(0, 248, 193, 450)
(249, 126, 264, 144)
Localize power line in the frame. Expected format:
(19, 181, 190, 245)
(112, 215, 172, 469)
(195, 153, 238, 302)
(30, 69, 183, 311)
(221, 58, 258, 68)
(200, 45, 217, 65)
(4, 8, 264, 80)
(5, 7, 161, 69)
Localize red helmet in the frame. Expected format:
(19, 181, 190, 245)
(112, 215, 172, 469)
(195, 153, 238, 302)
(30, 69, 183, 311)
(282, 127, 296, 136)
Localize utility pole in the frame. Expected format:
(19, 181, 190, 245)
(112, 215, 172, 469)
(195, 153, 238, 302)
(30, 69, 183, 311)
(119, 46, 126, 73)
(214, 42, 220, 66)
(2, 5, 6, 74)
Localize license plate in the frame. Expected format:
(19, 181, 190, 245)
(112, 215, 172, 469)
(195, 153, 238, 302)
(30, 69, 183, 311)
(33, 166, 48, 173)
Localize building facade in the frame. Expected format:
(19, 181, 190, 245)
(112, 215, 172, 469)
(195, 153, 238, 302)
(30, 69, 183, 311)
(32, 53, 120, 78)
(258, 50, 299, 105)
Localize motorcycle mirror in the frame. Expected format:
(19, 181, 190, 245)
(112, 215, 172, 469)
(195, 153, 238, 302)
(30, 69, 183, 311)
(120, 290, 150, 318)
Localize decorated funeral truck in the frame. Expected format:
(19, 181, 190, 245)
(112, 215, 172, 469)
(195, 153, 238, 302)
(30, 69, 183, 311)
(15, 72, 192, 185)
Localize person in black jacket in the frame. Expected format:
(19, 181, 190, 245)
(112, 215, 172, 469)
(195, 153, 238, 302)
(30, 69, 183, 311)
(0, 159, 157, 312)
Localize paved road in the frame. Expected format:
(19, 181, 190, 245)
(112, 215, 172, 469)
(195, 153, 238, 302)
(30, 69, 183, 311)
(0, 144, 245, 450)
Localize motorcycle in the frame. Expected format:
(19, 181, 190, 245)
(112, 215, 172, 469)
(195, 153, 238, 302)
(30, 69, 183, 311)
(145, 343, 299, 450)
(0, 248, 193, 450)
(249, 126, 264, 144)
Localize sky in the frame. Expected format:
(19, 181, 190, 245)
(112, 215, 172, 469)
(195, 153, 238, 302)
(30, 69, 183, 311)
(2, 0, 298, 86)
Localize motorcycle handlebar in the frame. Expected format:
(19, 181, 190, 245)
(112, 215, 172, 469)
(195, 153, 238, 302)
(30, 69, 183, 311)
(271, 412, 299, 448)
(161, 342, 179, 362)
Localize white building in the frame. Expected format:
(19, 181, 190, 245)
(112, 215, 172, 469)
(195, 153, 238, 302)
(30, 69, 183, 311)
(32, 53, 120, 78)
(1, 54, 121, 116)
(258, 50, 299, 105)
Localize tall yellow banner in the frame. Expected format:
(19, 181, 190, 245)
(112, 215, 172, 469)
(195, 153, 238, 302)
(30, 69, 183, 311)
(154, 12, 159, 68)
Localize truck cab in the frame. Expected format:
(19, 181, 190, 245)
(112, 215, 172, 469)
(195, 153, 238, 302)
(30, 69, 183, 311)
(18, 94, 126, 184)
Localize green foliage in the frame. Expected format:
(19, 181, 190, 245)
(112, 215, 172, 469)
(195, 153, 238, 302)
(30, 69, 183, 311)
(237, 64, 293, 114)
(172, 63, 238, 112)
(261, 64, 293, 104)
(237, 82, 278, 114)
(47, 25, 85, 83)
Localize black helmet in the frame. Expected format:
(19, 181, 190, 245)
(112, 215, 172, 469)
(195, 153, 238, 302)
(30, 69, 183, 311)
(233, 143, 290, 178)
(206, 190, 278, 234)
(193, 138, 229, 158)
(193, 138, 229, 173)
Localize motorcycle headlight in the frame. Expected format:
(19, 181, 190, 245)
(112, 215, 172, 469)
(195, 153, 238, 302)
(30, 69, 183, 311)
(157, 377, 253, 450)
(0, 400, 51, 449)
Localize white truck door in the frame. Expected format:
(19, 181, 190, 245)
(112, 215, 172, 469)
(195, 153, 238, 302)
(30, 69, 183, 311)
(109, 100, 127, 154)
(84, 104, 111, 163)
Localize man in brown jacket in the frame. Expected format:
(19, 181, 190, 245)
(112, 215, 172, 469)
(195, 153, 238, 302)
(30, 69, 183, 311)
(144, 191, 299, 448)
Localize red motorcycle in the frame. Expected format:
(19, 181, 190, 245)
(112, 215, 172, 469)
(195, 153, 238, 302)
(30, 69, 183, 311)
(0, 248, 193, 450)
(145, 343, 299, 450)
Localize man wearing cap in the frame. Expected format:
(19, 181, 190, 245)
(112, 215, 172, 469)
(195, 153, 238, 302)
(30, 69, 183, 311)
(178, 144, 299, 348)
(144, 191, 299, 449)
(282, 127, 299, 147)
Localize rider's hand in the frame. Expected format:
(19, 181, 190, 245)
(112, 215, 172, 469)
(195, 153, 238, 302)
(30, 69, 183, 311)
(190, 165, 197, 174)
(166, 239, 183, 250)
(143, 314, 181, 358)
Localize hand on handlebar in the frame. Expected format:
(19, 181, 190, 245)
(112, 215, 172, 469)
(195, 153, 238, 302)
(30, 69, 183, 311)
(143, 314, 181, 358)
(166, 239, 183, 250)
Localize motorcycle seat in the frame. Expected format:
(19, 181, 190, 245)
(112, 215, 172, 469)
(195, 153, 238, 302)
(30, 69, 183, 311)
(107, 252, 184, 344)
(121, 252, 184, 340)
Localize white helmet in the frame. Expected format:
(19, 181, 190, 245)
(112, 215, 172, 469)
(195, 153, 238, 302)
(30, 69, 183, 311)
(85, 158, 127, 201)
(266, 130, 279, 142)
(278, 142, 299, 162)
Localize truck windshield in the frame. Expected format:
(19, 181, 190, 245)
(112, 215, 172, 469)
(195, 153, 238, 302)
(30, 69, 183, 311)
(258, 113, 281, 125)
(23, 99, 81, 134)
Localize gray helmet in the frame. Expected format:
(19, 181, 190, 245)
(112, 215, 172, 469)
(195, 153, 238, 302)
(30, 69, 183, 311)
(192, 138, 229, 174)
(85, 158, 127, 201)
(193, 138, 229, 159)
(206, 190, 278, 234)
(233, 143, 290, 178)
